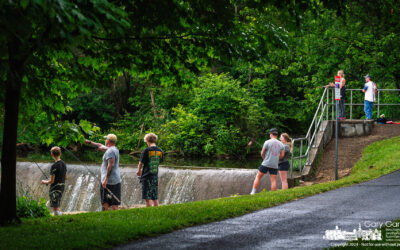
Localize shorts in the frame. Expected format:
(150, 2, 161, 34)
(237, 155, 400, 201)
(100, 183, 121, 206)
(279, 161, 290, 171)
(142, 177, 158, 200)
(258, 165, 278, 175)
(49, 189, 64, 208)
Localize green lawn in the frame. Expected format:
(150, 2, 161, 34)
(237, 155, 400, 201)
(1, 136, 400, 249)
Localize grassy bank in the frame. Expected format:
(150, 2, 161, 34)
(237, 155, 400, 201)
(1, 136, 400, 249)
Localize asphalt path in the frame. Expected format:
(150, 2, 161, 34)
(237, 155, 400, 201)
(115, 170, 400, 250)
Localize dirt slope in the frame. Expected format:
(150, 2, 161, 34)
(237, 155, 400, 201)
(312, 124, 400, 183)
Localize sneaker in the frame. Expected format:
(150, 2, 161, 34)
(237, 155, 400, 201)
(342, 117, 346, 120)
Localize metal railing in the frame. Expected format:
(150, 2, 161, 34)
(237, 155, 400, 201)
(289, 88, 400, 177)
(327, 89, 400, 120)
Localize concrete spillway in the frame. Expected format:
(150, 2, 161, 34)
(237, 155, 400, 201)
(15, 162, 279, 212)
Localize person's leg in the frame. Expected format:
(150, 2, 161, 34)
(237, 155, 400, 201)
(152, 200, 159, 206)
(339, 98, 345, 119)
(145, 199, 152, 207)
(142, 179, 152, 206)
(368, 101, 373, 119)
(364, 100, 369, 119)
(270, 174, 277, 191)
(370, 102, 374, 119)
(251, 171, 264, 194)
(279, 171, 288, 190)
(109, 183, 121, 210)
(102, 202, 109, 211)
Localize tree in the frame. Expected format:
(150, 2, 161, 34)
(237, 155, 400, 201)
(0, 0, 128, 224)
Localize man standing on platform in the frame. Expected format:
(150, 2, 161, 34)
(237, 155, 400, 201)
(362, 74, 377, 120)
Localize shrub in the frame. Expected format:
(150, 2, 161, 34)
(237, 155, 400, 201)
(16, 196, 50, 219)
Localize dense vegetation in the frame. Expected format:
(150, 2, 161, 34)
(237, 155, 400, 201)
(1, 136, 399, 249)
(1, 0, 400, 224)
(1, 1, 400, 158)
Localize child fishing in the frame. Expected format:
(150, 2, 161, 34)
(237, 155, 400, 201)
(41, 146, 68, 216)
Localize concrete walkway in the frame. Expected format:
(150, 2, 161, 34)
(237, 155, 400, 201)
(115, 170, 400, 250)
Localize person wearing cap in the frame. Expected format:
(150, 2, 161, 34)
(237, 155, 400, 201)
(362, 74, 377, 120)
(250, 128, 285, 195)
(85, 134, 121, 211)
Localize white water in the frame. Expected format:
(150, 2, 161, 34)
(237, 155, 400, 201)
(15, 162, 278, 212)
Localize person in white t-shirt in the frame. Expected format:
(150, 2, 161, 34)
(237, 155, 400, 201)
(362, 74, 377, 120)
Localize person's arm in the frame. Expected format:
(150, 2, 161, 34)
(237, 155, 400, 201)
(102, 157, 115, 187)
(260, 147, 266, 160)
(41, 175, 55, 185)
(340, 78, 346, 89)
(325, 82, 335, 88)
(279, 150, 285, 160)
(137, 162, 144, 176)
(362, 84, 368, 93)
(84, 139, 107, 152)
(65, 172, 68, 180)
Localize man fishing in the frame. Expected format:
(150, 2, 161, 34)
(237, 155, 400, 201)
(85, 134, 121, 211)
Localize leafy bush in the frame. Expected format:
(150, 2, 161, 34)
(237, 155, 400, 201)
(16, 196, 50, 219)
(158, 74, 271, 157)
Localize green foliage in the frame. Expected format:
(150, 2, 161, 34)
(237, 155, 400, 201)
(16, 196, 50, 219)
(159, 74, 270, 157)
(65, 89, 115, 130)
(1, 136, 400, 249)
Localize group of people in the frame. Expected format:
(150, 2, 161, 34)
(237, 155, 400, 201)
(39, 71, 378, 215)
(326, 70, 377, 120)
(41, 133, 163, 215)
(250, 128, 292, 195)
(41, 128, 293, 215)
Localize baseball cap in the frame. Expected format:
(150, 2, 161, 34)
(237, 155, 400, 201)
(269, 128, 278, 134)
(104, 134, 117, 143)
(364, 74, 371, 79)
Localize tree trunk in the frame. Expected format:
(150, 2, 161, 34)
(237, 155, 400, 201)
(0, 39, 24, 225)
(247, 67, 252, 90)
(0, 73, 22, 225)
(150, 89, 158, 117)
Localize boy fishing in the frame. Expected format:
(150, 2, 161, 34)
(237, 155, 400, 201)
(41, 146, 68, 216)
(137, 133, 163, 207)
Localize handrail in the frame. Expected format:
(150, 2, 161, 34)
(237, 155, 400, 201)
(290, 88, 400, 178)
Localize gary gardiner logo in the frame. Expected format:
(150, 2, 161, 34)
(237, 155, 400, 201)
(323, 224, 382, 241)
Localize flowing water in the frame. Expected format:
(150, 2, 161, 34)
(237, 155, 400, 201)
(15, 161, 281, 212)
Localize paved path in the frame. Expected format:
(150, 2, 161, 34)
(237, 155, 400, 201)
(116, 170, 400, 250)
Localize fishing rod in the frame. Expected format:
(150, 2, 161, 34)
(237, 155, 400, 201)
(32, 160, 49, 179)
(60, 146, 122, 204)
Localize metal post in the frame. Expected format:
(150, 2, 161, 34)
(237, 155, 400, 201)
(350, 90, 353, 120)
(377, 90, 380, 118)
(327, 88, 329, 121)
(290, 144, 294, 179)
(332, 89, 335, 120)
(335, 100, 339, 180)
(300, 140, 303, 173)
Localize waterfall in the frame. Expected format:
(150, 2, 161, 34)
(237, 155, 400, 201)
(15, 162, 279, 212)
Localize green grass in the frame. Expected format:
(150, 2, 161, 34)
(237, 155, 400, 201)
(2, 136, 400, 249)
